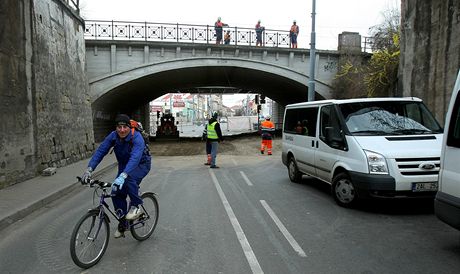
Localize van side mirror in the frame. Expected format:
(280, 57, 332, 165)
(325, 127, 345, 149)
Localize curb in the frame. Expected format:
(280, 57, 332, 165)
(0, 162, 117, 231)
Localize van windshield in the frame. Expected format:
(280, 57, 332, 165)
(339, 101, 443, 136)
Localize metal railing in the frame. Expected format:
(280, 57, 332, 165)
(362, 36, 374, 53)
(84, 20, 292, 48)
(63, 0, 79, 13)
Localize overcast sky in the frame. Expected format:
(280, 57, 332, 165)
(79, 0, 400, 106)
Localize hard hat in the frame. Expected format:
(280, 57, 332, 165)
(258, 19, 261, 23)
(293, 20, 296, 23)
(218, 17, 221, 21)
(265, 115, 271, 120)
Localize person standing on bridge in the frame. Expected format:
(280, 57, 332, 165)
(260, 115, 275, 155)
(255, 20, 265, 46)
(289, 20, 299, 48)
(215, 17, 228, 45)
(207, 112, 224, 168)
(224, 30, 231, 45)
(81, 114, 151, 238)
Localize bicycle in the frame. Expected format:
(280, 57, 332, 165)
(70, 177, 159, 269)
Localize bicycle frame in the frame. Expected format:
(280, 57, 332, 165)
(90, 185, 151, 233)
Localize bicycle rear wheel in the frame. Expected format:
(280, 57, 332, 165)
(130, 192, 159, 241)
(70, 210, 110, 268)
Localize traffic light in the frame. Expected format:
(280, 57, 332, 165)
(260, 95, 266, 104)
(255, 95, 259, 104)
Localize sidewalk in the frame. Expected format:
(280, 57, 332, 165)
(0, 153, 117, 231)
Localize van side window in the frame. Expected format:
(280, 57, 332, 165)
(446, 91, 460, 148)
(320, 105, 344, 148)
(283, 107, 318, 136)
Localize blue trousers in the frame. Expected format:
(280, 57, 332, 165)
(210, 141, 219, 166)
(111, 163, 150, 217)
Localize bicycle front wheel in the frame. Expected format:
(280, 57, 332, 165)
(70, 210, 110, 269)
(130, 192, 159, 241)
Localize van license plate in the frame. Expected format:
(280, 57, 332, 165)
(412, 182, 438, 192)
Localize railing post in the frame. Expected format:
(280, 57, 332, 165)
(145, 21, 147, 41)
(206, 25, 209, 44)
(235, 27, 237, 46)
(111, 20, 114, 40)
(176, 23, 179, 42)
(192, 27, 195, 43)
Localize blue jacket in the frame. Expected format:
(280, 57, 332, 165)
(88, 130, 151, 177)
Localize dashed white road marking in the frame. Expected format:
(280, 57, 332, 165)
(209, 169, 264, 274)
(240, 171, 253, 186)
(231, 158, 238, 166)
(260, 200, 307, 257)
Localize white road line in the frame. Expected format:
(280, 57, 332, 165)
(260, 200, 307, 257)
(209, 169, 264, 274)
(240, 171, 253, 186)
(232, 158, 238, 166)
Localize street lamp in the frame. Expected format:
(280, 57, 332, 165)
(308, 0, 316, 102)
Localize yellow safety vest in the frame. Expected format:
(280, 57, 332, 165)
(207, 122, 218, 140)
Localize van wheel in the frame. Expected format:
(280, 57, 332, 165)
(288, 158, 302, 183)
(332, 173, 357, 207)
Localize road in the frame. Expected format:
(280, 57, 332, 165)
(0, 137, 459, 273)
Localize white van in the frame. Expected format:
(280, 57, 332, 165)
(282, 97, 443, 207)
(435, 70, 460, 230)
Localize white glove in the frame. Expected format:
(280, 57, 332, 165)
(82, 167, 93, 183)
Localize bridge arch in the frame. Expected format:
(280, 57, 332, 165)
(90, 57, 331, 111)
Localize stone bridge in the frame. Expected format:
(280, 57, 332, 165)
(83, 20, 363, 126)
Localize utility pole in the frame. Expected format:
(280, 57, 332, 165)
(308, 0, 316, 102)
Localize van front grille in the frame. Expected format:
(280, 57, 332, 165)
(395, 157, 440, 176)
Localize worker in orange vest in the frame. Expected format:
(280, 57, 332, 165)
(260, 115, 275, 155)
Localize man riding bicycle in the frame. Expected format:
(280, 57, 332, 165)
(82, 114, 151, 238)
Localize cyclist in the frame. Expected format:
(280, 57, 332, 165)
(81, 114, 151, 238)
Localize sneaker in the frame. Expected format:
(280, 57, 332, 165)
(268, 153, 272, 155)
(126, 206, 142, 220)
(114, 222, 126, 238)
(114, 229, 124, 238)
(210, 165, 220, 168)
(204, 162, 211, 165)
(261, 151, 264, 154)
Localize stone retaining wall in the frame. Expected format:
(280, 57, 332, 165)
(0, 0, 94, 189)
(399, 0, 460, 123)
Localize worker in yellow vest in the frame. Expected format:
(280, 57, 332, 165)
(207, 112, 224, 168)
(260, 115, 275, 155)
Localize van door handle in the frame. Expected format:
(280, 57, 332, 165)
(311, 140, 315, 147)
(316, 140, 319, 148)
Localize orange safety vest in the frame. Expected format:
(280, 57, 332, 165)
(261, 120, 275, 131)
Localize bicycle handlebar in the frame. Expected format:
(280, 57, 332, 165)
(76, 176, 112, 188)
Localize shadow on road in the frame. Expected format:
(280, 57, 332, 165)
(296, 176, 435, 215)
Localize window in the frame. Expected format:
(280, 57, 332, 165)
(284, 107, 318, 137)
(339, 101, 442, 135)
(447, 91, 460, 148)
(320, 105, 342, 139)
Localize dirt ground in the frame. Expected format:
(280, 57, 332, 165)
(149, 133, 282, 156)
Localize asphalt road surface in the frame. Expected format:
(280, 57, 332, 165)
(0, 136, 459, 273)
